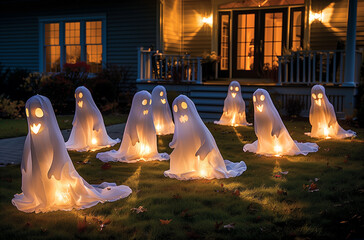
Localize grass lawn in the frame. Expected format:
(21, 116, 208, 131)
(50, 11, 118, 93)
(0, 114, 127, 139)
(0, 120, 364, 239)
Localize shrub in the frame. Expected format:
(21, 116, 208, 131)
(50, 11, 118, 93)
(63, 61, 90, 86)
(39, 74, 74, 114)
(0, 96, 24, 119)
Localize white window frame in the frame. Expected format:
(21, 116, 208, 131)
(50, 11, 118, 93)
(39, 14, 106, 73)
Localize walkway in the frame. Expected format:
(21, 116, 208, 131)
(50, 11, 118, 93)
(0, 123, 125, 166)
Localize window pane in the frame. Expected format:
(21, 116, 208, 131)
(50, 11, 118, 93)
(66, 46, 81, 64)
(46, 46, 60, 72)
(264, 42, 273, 56)
(274, 13, 283, 26)
(264, 27, 273, 42)
(87, 45, 102, 73)
(246, 14, 255, 28)
(65, 22, 80, 45)
(86, 21, 102, 44)
(274, 42, 282, 56)
(274, 27, 282, 42)
(293, 11, 302, 26)
(220, 15, 229, 70)
(45, 23, 59, 45)
(265, 13, 273, 27)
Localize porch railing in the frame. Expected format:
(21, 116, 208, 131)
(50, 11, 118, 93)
(277, 50, 362, 85)
(137, 47, 202, 84)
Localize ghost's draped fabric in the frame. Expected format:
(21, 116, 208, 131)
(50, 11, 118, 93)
(97, 91, 169, 163)
(243, 89, 318, 156)
(164, 95, 247, 180)
(151, 85, 174, 135)
(305, 85, 356, 139)
(214, 81, 251, 126)
(66, 86, 120, 151)
(12, 95, 132, 213)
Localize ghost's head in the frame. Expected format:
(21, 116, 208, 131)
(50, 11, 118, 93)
(132, 90, 152, 117)
(25, 95, 53, 136)
(152, 85, 167, 105)
(311, 85, 326, 107)
(172, 95, 199, 125)
(252, 89, 269, 113)
(228, 81, 241, 99)
(74, 86, 93, 109)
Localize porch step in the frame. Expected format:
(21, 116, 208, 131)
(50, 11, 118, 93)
(188, 85, 255, 121)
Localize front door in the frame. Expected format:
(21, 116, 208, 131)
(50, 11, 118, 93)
(219, 8, 287, 78)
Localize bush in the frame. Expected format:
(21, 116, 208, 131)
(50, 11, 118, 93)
(39, 74, 74, 114)
(0, 96, 24, 119)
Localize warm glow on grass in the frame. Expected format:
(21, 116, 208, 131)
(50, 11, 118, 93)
(91, 137, 97, 145)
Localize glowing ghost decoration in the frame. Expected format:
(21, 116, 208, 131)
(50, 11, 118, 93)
(305, 85, 356, 139)
(151, 85, 174, 135)
(97, 91, 169, 163)
(164, 95, 247, 180)
(214, 81, 251, 126)
(66, 86, 120, 151)
(12, 95, 132, 213)
(243, 89, 318, 156)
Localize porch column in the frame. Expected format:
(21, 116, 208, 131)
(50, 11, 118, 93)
(343, 0, 357, 86)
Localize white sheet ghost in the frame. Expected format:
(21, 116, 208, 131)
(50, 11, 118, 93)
(164, 95, 247, 180)
(305, 85, 356, 139)
(214, 81, 251, 126)
(66, 86, 120, 151)
(243, 89, 318, 156)
(151, 85, 174, 135)
(96, 91, 169, 163)
(12, 95, 132, 213)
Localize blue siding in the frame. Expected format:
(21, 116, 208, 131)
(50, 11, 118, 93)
(0, 0, 158, 80)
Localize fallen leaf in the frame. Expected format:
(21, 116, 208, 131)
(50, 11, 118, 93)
(221, 183, 224, 188)
(102, 219, 111, 225)
(274, 174, 282, 178)
(223, 223, 235, 230)
(101, 163, 111, 170)
(77, 216, 87, 233)
(160, 219, 172, 225)
(215, 221, 223, 231)
(340, 221, 348, 224)
(309, 183, 318, 191)
(232, 189, 240, 197)
(131, 206, 147, 214)
(180, 209, 192, 218)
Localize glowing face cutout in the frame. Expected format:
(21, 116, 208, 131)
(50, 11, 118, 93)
(254, 94, 264, 112)
(150, 99, 152, 105)
(78, 101, 83, 108)
(78, 92, 83, 99)
(161, 99, 166, 104)
(35, 108, 44, 118)
(314, 92, 323, 106)
(29, 107, 44, 134)
(143, 110, 149, 115)
(142, 99, 148, 106)
(160, 91, 164, 97)
(179, 115, 189, 123)
(173, 105, 178, 113)
(230, 86, 233, 91)
(235, 87, 239, 92)
(181, 102, 187, 109)
(231, 93, 237, 98)
(312, 93, 317, 99)
(25, 108, 29, 117)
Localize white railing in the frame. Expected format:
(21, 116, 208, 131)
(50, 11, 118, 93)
(137, 47, 202, 84)
(277, 50, 362, 85)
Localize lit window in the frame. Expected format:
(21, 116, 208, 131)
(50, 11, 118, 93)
(290, 8, 304, 51)
(263, 12, 283, 70)
(45, 23, 60, 72)
(86, 21, 102, 73)
(65, 22, 81, 64)
(42, 18, 104, 73)
(220, 14, 229, 71)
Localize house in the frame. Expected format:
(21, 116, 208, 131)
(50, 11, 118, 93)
(0, 0, 362, 120)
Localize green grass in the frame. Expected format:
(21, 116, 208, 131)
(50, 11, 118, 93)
(0, 114, 127, 139)
(1, 120, 364, 239)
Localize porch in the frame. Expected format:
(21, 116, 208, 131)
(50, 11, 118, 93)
(136, 48, 360, 120)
